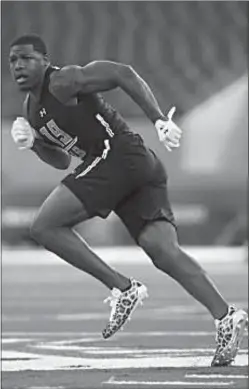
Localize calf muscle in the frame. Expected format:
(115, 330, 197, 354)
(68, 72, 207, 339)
(30, 183, 130, 291)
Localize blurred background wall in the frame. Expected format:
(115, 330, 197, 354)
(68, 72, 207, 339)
(1, 1, 248, 247)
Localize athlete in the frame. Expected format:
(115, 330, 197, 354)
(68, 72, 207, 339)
(9, 34, 247, 366)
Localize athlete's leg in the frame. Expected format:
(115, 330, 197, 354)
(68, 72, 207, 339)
(138, 220, 229, 320)
(30, 183, 130, 291)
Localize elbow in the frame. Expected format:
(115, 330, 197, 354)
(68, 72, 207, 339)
(57, 159, 71, 170)
(55, 163, 70, 170)
(53, 153, 72, 170)
(61, 162, 71, 170)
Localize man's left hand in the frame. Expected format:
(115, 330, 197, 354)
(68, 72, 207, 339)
(155, 107, 182, 152)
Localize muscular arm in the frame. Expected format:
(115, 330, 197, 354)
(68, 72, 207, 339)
(31, 138, 72, 170)
(51, 61, 166, 124)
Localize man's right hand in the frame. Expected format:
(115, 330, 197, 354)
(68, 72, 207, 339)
(11, 117, 36, 149)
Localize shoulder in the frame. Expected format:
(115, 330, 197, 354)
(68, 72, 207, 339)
(49, 65, 83, 96)
(49, 65, 81, 89)
(49, 61, 123, 97)
(49, 63, 105, 98)
(50, 65, 82, 83)
(50, 61, 120, 87)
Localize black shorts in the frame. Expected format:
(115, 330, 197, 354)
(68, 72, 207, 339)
(62, 133, 175, 241)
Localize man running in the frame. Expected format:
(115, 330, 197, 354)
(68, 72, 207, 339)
(9, 34, 247, 366)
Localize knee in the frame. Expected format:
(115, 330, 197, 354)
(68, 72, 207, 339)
(138, 227, 180, 269)
(138, 228, 161, 257)
(154, 243, 180, 271)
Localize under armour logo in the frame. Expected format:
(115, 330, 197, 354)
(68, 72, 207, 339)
(40, 108, 47, 117)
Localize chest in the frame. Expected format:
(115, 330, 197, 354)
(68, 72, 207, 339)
(28, 92, 101, 148)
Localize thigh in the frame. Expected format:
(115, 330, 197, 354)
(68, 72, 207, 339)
(33, 183, 90, 228)
(115, 159, 176, 242)
(62, 153, 136, 219)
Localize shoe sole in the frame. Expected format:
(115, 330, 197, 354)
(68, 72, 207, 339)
(103, 284, 148, 339)
(212, 310, 248, 366)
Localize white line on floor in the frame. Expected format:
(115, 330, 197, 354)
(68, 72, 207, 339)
(57, 313, 106, 321)
(186, 374, 248, 379)
(33, 345, 219, 353)
(2, 338, 34, 343)
(3, 330, 217, 337)
(2, 351, 248, 371)
(32, 343, 247, 359)
(103, 376, 234, 386)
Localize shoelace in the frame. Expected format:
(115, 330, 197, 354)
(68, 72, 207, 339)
(104, 288, 122, 321)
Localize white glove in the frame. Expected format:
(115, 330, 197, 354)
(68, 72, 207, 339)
(155, 107, 182, 152)
(11, 117, 36, 150)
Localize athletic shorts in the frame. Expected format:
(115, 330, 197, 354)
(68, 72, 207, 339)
(62, 133, 176, 241)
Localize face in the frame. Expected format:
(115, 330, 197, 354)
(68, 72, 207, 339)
(9, 44, 48, 92)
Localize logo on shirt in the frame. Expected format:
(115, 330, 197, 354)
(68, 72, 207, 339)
(40, 108, 47, 117)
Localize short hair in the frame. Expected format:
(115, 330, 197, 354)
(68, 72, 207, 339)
(10, 34, 47, 55)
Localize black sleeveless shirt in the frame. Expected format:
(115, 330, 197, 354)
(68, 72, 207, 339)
(26, 66, 132, 159)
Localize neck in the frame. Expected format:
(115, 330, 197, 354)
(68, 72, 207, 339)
(29, 84, 43, 102)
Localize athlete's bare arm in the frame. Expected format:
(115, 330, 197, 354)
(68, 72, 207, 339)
(50, 61, 166, 124)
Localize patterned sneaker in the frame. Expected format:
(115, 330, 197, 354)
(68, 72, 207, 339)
(211, 305, 248, 367)
(102, 278, 148, 339)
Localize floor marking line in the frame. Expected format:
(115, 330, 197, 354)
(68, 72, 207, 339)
(2, 338, 34, 343)
(2, 352, 248, 371)
(186, 374, 248, 379)
(2, 331, 218, 337)
(57, 313, 107, 321)
(31, 343, 247, 357)
(103, 378, 234, 386)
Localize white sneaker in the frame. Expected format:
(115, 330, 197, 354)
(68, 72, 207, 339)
(211, 305, 248, 366)
(102, 278, 148, 339)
